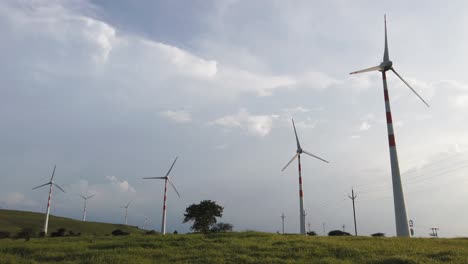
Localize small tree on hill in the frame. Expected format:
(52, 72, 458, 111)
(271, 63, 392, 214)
(328, 230, 351, 236)
(210, 222, 233, 232)
(371, 232, 385, 237)
(307, 231, 317, 236)
(183, 200, 223, 233)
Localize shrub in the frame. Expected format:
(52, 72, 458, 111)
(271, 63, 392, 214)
(173, 230, 178, 234)
(210, 222, 233, 233)
(371, 232, 386, 237)
(145, 230, 159, 235)
(15, 228, 34, 240)
(0, 231, 10, 239)
(307, 231, 317, 236)
(112, 229, 129, 236)
(328, 230, 351, 236)
(51, 228, 67, 237)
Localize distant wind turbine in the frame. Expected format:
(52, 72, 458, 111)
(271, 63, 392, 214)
(350, 15, 429, 237)
(121, 200, 132, 225)
(32, 165, 65, 235)
(282, 119, 329, 235)
(143, 157, 181, 235)
(80, 194, 95, 222)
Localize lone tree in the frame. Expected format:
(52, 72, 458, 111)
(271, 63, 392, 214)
(183, 200, 223, 233)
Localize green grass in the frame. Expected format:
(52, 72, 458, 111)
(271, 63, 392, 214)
(1, 231, 468, 263)
(0, 209, 143, 236)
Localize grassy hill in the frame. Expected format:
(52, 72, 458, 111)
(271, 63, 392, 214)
(0, 209, 143, 236)
(1, 231, 468, 263)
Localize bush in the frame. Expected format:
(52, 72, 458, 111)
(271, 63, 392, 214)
(371, 232, 386, 237)
(145, 230, 159, 235)
(15, 228, 34, 240)
(51, 228, 67, 237)
(112, 229, 129, 236)
(0, 231, 10, 239)
(307, 231, 317, 236)
(328, 230, 351, 236)
(173, 230, 178, 234)
(210, 222, 233, 233)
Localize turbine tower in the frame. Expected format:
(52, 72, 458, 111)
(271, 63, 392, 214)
(121, 201, 132, 225)
(143, 157, 181, 235)
(282, 119, 329, 235)
(80, 194, 95, 222)
(32, 165, 65, 235)
(350, 15, 429, 237)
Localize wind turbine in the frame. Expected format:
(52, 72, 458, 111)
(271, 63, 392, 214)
(143, 157, 181, 235)
(80, 194, 95, 222)
(121, 200, 132, 225)
(350, 15, 429, 237)
(32, 165, 65, 235)
(282, 119, 329, 235)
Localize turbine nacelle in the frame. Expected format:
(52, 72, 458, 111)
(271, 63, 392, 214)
(379, 60, 393, 72)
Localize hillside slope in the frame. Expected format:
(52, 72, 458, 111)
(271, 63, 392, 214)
(0, 209, 143, 235)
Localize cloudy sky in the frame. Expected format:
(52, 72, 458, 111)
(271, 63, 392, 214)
(2, 0, 468, 237)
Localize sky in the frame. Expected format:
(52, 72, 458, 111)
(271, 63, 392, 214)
(1, 0, 468, 237)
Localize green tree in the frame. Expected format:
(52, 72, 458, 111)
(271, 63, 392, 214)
(183, 200, 223, 233)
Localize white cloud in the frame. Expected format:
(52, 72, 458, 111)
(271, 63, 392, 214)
(1, 192, 37, 207)
(160, 110, 192, 123)
(106, 176, 136, 193)
(212, 109, 277, 137)
(359, 121, 371, 131)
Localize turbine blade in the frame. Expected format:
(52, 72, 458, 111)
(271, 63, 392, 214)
(291, 119, 301, 150)
(32, 183, 50, 190)
(80, 195, 86, 199)
(165, 157, 178, 177)
(87, 195, 95, 199)
(127, 200, 132, 207)
(167, 179, 181, 198)
(302, 150, 330, 163)
(50, 165, 57, 182)
(54, 184, 66, 193)
(142, 177, 166, 179)
(350, 66, 382, 75)
(390, 68, 430, 107)
(281, 153, 299, 172)
(383, 14, 389, 62)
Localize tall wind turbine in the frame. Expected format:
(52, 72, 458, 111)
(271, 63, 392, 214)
(350, 15, 429, 237)
(143, 157, 181, 235)
(80, 194, 95, 222)
(282, 119, 329, 235)
(121, 200, 132, 225)
(32, 165, 65, 235)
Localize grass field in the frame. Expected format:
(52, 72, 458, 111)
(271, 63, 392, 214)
(1, 209, 467, 263)
(1, 231, 468, 263)
(0, 209, 142, 236)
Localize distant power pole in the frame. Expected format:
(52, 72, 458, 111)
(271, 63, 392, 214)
(348, 188, 358, 236)
(281, 213, 286, 234)
(322, 222, 326, 236)
(430, 227, 439, 238)
(342, 224, 346, 232)
(409, 219, 414, 237)
(308, 222, 311, 233)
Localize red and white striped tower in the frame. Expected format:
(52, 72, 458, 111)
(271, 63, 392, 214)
(297, 154, 306, 235)
(143, 157, 180, 236)
(350, 16, 429, 237)
(43, 183, 54, 234)
(32, 165, 65, 235)
(382, 71, 410, 237)
(161, 178, 168, 234)
(282, 119, 329, 235)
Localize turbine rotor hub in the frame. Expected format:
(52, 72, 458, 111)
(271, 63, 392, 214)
(379, 60, 393, 71)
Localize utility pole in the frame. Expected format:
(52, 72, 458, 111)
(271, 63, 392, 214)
(308, 222, 311, 233)
(409, 219, 414, 237)
(348, 188, 358, 236)
(322, 222, 326, 236)
(342, 224, 346, 232)
(143, 216, 149, 230)
(281, 213, 286, 234)
(430, 227, 439, 238)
